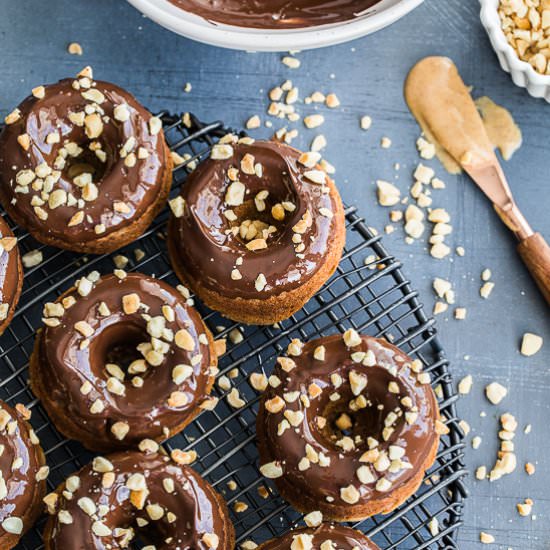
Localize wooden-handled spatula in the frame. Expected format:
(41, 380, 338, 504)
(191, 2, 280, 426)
(464, 153, 550, 305)
(405, 56, 550, 306)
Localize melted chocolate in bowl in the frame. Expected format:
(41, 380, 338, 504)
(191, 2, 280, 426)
(168, 0, 383, 29)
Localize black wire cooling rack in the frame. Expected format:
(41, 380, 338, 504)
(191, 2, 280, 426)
(0, 113, 468, 549)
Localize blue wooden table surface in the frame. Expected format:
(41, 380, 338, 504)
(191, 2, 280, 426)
(1, 0, 549, 548)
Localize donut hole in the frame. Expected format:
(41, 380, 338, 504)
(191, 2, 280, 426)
(319, 386, 402, 453)
(63, 146, 109, 184)
(136, 524, 179, 548)
(104, 339, 143, 371)
(230, 198, 283, 247)
(103, 514, 186, 548)
(228, 174, 299, 249)
(93, 323, 150, 380)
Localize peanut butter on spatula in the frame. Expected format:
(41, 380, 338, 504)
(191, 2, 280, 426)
(405, 56, 521, 172)
(405, 56, 550, 307)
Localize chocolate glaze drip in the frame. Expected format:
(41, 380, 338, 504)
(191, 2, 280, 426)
(258, 334, 439, 508)
(0, 77, 167, 245)
(45, 451, 234, 549)
(169, 140, 339, 300)
(260, 524, 380, 549)
(34, 272, 216, 450)
(168, 0, 382, 29)
(0, 401, 45, 541)
(0, 216, 21, 320)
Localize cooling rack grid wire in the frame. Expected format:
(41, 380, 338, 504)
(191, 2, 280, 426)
(0, 112, 468, 549)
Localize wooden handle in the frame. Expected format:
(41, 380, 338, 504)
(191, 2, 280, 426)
(517, 232, 550, 306)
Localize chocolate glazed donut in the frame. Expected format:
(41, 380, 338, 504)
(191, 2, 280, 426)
(0, 216, 22, 335)
(258, 524, 380, 550)
(0, 67, 172, 254)
(168, 138, 345, 325)
(256, 332, 443, 521)
(0, 401, 48, 549)
(30, 271, 218, 452)
(43, 450, 235, 549)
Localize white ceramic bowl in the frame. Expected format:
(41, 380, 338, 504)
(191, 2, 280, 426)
(127, 0, 424, 51)
(480, 0, 550, 102)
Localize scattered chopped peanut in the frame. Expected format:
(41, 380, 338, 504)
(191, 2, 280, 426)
(520, 333, 543, 356)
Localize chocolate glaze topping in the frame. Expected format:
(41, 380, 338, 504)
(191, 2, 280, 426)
(258, 333, 440, 509)
(45, 451, 234, 549)
(168, 0, 383, 29)
(0, 217, 21, 326)
(0, 401, 46, 541)
(35, 272, 216, 450)
(0, 69, 168, 246)
(169, 139, 341, 300)
(260, 524, 380, 549)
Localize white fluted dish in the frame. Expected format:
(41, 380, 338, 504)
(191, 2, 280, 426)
(480, 0, 550, 102)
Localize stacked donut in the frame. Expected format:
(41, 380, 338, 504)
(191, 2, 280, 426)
(0, 69, 444, 549)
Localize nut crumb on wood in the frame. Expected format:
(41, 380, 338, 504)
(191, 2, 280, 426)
(485, 382, 508, 405)
(68, 42, 83, 55)
(479, 531, 495, 544)
(520, 332, 543, 356)
(281, 56, 300, 69)
(360, 115, 372, 130)
(458, 374, 473, 395)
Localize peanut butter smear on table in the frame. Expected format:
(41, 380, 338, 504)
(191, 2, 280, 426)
(475, 96, 522, 162)
(405, 56, 522, 174)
